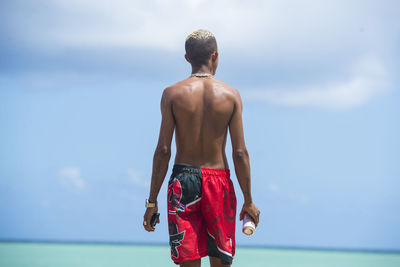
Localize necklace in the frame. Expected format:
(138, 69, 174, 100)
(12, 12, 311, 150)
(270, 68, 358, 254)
(190, 73, 213, 78)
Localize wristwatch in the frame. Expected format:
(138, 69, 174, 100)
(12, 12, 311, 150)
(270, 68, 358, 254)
(145, 199, 157, 208)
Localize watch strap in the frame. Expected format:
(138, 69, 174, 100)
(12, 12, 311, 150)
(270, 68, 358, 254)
(145, 199, 157, 208)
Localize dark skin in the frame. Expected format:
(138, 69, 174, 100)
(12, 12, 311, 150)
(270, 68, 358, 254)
(143, 50, 260, 267)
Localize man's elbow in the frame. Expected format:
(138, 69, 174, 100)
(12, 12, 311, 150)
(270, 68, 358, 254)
(155, 145, 171, 159)
(233, 148, 249, 162)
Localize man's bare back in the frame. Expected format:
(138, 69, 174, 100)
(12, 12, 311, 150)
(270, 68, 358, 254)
(168, 76, 239, 169)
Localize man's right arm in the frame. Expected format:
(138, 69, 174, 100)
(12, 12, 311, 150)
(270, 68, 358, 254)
(143, 87, 175, 232)
(229, 90, 260, 226)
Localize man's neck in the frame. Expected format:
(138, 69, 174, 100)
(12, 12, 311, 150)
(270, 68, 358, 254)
(191, 64, 214, 75)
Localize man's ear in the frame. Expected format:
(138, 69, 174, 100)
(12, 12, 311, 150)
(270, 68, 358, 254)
(184, 54, 190, 63)
(211, 51, 218, 62)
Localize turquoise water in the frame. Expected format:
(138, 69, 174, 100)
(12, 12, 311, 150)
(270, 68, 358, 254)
(1, 242, 400, 267)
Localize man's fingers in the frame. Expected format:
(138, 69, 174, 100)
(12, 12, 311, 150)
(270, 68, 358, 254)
(251, 216, 258, 227)
(246, 207, 260, 227)
(144, 221, 155, 232)
(253, 210, 260, 227)
(254, 214, 259, 227)
(143, 208, 159, 232)
(240, 203, 260, 227)
(143, 214, 153, 232)
(146, 219, 155, 231)
(239, 209, 245, 221)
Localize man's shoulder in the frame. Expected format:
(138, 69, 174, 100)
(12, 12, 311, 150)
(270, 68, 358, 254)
(219, 80, 240, 95)
(163, 79, 190, 95)
(211, 79, 241, 101)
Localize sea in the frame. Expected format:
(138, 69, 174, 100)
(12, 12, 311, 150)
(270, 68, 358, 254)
(1, 242, 399, 267)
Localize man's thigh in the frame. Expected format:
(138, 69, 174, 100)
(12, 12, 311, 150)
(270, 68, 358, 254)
(180, 259, 201, 267)
(210, 256, 231, 267)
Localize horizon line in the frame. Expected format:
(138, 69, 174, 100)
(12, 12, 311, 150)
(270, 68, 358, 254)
(0, 238, 399, 254)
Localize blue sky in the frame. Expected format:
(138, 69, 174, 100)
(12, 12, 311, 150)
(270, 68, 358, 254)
(1, 0, 399, 250)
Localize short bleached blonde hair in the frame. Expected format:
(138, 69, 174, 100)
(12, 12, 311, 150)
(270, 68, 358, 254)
(185, 29, 215, 41)
(185, 29, 218, 66)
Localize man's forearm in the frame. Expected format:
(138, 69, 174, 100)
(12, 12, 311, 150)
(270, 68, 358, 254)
(233, 148, 252, 204)
(148, 146, 171, 203)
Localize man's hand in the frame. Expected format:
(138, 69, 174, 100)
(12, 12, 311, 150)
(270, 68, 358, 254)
(239, 202, 260, 227)
(143, 206, 160, 232)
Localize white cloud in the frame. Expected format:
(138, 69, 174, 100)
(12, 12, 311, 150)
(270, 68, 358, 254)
(127, 168, 150, 188)
(5, 0, 398, 109)
(243, 57, 391, 109)
(58, 167, 86, 191)
(7, 0, 398, 54)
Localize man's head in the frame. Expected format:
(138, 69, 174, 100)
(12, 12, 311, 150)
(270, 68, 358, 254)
(185, 29, 218, 70)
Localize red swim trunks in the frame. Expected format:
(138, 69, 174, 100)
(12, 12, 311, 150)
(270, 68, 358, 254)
(167, 164, 237, 265)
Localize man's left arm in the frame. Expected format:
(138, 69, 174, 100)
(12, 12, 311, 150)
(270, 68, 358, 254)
(143, 88, 175, 232)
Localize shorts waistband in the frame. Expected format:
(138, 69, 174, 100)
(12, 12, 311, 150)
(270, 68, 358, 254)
(172, 164, 201, 174)
(201, 167, 230, 177)
(172, 164, 230, 177)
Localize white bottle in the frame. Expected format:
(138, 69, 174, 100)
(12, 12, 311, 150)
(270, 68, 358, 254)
(242, 213, 256, 235)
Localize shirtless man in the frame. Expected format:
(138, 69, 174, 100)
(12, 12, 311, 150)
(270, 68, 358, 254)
(143, 29, 260, 267)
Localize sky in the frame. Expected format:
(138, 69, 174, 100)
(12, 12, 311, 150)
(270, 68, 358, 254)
(1, 0, 400, 250)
